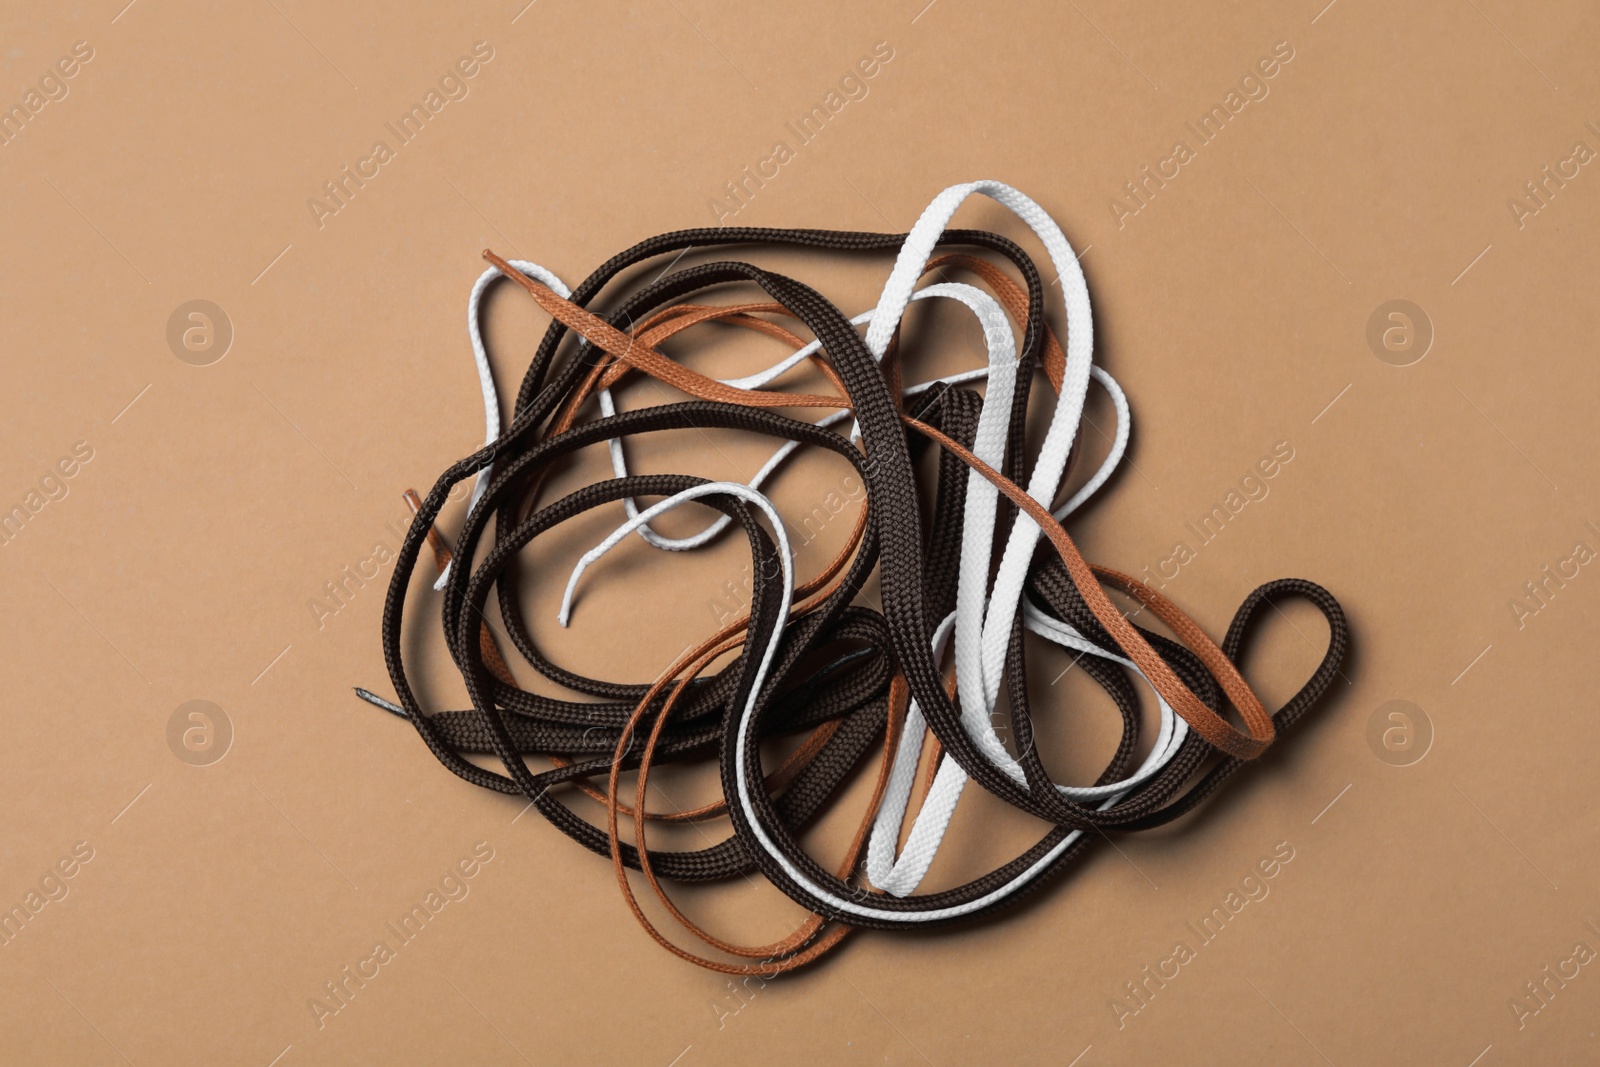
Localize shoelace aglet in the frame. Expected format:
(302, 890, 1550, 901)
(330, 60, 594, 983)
(353, 687, 408, 718)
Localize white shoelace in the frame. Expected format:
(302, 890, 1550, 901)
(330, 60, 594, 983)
(723, 181, 1172, 919)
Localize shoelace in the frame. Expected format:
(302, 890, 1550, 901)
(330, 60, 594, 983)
(494, 248, 1317, 926)
(490, 244, 1275, 763)
(529, 271, 1170, 951)
(361, 181, 1349, 968)
(526, 252, 1188, 905)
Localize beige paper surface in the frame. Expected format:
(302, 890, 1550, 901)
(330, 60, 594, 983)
(4, 1, 1599, 1063)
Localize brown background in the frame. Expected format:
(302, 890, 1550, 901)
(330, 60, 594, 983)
(3, 0, 1598, 1063)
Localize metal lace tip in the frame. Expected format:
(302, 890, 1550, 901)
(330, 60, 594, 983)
(353, 687, 408, 718)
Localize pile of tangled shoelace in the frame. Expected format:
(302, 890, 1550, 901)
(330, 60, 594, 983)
(357, 180, 1349, 975)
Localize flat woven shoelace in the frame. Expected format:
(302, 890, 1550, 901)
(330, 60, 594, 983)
(537, 282, 1153, 958)
(489, 248, 1274, 768)
(542, 288, 1122, 960)
(488, 247, 1333, 927)
(508, 258, 1192, 907)
(365, 182, 1350, 967)
(540, 253, 1182, 899)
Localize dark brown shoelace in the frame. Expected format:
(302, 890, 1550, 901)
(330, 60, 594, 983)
(365, 220, 1350, 971)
